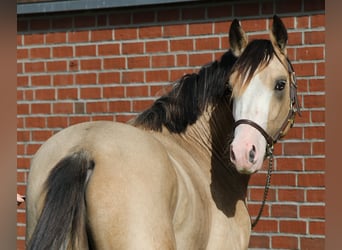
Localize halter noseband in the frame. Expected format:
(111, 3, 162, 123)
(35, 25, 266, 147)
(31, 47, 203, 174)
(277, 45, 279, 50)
(233, 57, 301, 157)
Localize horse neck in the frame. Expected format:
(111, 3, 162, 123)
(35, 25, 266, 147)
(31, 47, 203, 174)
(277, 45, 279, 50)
(180, 98, 234, 162)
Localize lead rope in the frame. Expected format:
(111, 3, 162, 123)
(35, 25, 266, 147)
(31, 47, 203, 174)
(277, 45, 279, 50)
(251, 145, 274, 229)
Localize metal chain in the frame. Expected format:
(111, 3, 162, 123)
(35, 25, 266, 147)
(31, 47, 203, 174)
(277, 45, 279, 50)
(251, 147, 274, 229)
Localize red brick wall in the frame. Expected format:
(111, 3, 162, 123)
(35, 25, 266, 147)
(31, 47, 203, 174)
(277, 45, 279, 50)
(17, 0, 325, 249)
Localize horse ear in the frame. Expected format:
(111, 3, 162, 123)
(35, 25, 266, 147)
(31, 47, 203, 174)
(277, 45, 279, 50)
(229, 19, 248, 57)
(270, 15, 288, 53)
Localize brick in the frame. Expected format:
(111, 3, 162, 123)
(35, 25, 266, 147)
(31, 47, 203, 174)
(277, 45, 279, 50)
(176, 54, 188, 67)
(75, 45, 96, 57)
(284, 142, 311, 156)
(132, 99, 154, 112)
(249, 235, 270, 249)
(300, 205, 325, 219)
(46, 61, 67, 72)
(300, 237, 325, 250)
(68, 30, 89, 43)
(17, 48, 28, 60)
(145, 40, 168, 53)
(297, 47, 324, 60)
(189, 53, 213, 66)
(139, 26, 162, 39)
(303, 94, 325, 109)
(170, 39, 193, 51)
(188, 23, 212, 36)
(152, 55, 175, 68)
(146, 70, 169, 83)
(271, 204, 298, 218)
(311, 14, 325, 28)
(127, 56, 150, 69)
(31, 75, 51, 86)
(109, 101, 131, 112)
(122, 71, 144, 83)
(53, 74, 74, 85)
(26, 117, 46, 128)
(312, 141, 324, 155)
(24, 33, 44, 45)
(80, 87, 102, 99)
(80, 59, 102, 70)
(195, 37, 220, 51)
(277, 189, 305, 202)
(280, 220, 307, 234)
(53, 102, 74, 114)
(30, 47, 50, 59)
(46, 32, 66, 44)
(242, 18, 267, 32)
(272, 236, 298, 249)
(296, 16, 310, 29)
(305, 30, 325, 44)
(98, 72, 120, 84)
(32, 130, 53, 141)
(249, 188, 276, 202)
(271, 173, 297, 186)
(57, 88, 78, 100)
(115, 27, 137, 40)
(122, 42, 144, 54)
(298, 173, 324, 187)
(47, 116, 68, 128)
(305, 158, 325, 171)
(86, 102, 108, 113)
(103, 86, 125, 98)
(163, 24, 187, 37)
(35, 89, 55, 100)
(252, 219, 278, 233)
(53, 46, 73, 58)
(126, 86, 149, 97)
(75, 73, 97, 85)
(17, 104, 29, 115)
(91, 29, 113, 42)
(276, 158, 303, 174)
(304, 126, 325, 139)
(103, 58, 126, 70)
(69, 116, 91, 125)
(311, 110, 325, 123)
(25, 62, 45, 73)
(309, 220, 325, 235)
(98, 44, 120, 56)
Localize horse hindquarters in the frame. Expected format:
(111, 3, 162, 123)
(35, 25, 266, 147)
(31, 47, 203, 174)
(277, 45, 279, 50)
(27, 150, 94, 250)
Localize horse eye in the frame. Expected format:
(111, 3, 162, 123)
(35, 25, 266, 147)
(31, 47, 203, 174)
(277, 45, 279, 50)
(275, 80, 286, 91)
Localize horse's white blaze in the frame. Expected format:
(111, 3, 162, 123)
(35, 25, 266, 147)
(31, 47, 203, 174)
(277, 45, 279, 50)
(231, 74, 272, 173)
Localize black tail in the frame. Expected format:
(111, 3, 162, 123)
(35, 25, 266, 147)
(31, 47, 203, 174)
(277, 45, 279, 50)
(27, 150, 95, 250)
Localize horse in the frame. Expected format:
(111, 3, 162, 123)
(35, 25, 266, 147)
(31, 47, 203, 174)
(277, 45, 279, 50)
(25, 15, 300, 250)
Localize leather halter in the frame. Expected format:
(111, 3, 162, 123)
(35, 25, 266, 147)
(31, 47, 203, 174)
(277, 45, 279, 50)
(231, 56, 301, 229)
(233, 57, 301, 157)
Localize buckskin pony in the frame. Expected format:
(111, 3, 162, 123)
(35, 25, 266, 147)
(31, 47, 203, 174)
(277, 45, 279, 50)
(26, 15, 300, 250)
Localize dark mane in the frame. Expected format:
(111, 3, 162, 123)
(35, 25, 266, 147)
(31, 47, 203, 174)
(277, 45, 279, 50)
(132, 50, 238, 133)
(230, 39, 275, 96)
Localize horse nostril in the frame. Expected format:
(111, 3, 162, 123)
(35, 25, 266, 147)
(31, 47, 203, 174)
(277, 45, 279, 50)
(230, 145, 236, 162)
(249, 145, 256, 163)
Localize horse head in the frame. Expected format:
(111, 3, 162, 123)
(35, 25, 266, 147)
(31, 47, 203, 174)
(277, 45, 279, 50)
(229, 15, 300, 174)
